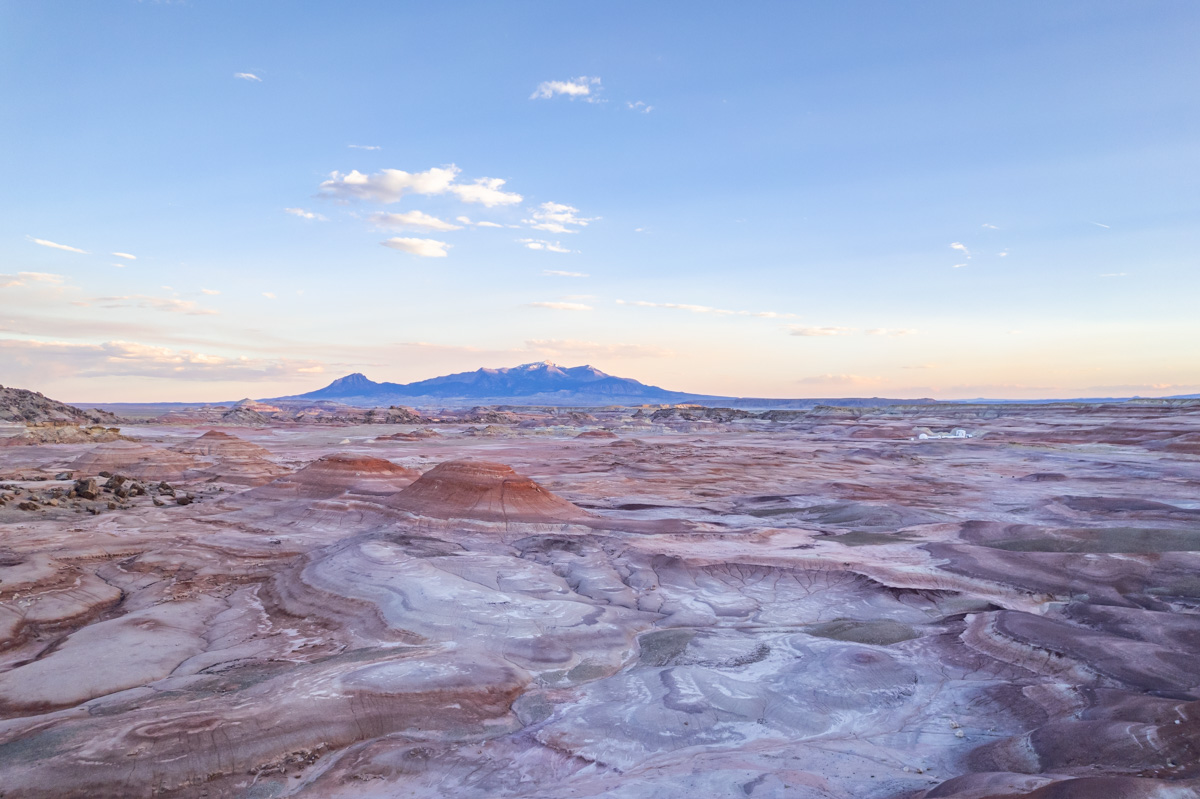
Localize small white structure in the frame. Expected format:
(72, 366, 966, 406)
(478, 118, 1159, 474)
(915, 427, 972, 440)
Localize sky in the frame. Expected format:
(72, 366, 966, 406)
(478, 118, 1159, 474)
(1, 1, 1198, 402)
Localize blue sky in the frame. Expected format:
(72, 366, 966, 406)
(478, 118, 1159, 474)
(1, 1, 1197, 401)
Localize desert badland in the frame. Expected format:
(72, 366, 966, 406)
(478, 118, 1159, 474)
(1, 383, 1198, 798)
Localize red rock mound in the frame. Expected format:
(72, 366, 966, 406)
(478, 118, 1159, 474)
(575, 430, 618, 440)
(170, 430, 273, 459)
(69, 442, 197, 481)
(388, 460, 588, 523)
(170, 431, 288, 486)
(247, 453, 419, 500)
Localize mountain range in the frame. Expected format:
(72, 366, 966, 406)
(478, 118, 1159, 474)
(268, 361, 936, 409)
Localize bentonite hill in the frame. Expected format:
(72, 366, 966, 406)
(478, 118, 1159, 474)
(1, 388, 1198, 799)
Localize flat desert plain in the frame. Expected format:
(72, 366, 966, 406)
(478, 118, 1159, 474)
(0, 402, 1198, 798)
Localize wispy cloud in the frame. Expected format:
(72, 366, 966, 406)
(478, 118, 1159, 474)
(543, 269, 588, 277)
(369, 210, 462, 232)
(30, 237, 88, 254)
(865, 328, 916, 336)
(626, 100, 653, 113)
(0, 338, 327, 382)
(111, 251, 137, 261)
(526, 339, 671, 358)
(234, 72, 262, 82)
(618, 299, 796, 319)
(1099, 272, 1127, 277)
(787, 326, 854, 337)
(524, 201, 596, 234)
(1090, 221, 1111, 229)
(527, 301, 592, 311)
(263, 292, 276, 299)
(0, 271, 67, 288)
(457, 216, 503, 228)
(520, 239, 572, 253)
(797, 374, 881, 386)
(952, 263, 968, 268)
(349, 144, 381, 151)
(285, 207, 328, 221)
(94, 294, 219, 315)
(381, 237, 450, 258)
(981, 223, 999, 230)
(950, 241, 970, 258)
(997, 250, 1008, 257)
(201, 288, 220, 295)
(530, 76, 602, 101)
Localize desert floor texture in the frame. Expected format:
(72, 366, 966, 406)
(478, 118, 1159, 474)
(0, 402, 1198, 798)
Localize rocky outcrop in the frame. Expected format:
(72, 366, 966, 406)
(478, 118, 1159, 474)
(1, 422, 128, 446)
(0, 385, 118, 424)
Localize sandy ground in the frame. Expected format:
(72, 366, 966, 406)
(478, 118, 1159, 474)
(0, 403, 1198, 798)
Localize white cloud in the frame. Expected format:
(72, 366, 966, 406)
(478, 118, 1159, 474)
(319, 166, 522, 208)
(520, 239, 572, 253)
(369, 210, 463, 232)
(981, 223, 999, 230)
(543, 269, 588, 277)
(111, 251, 137, 260)
(952, 263, 967, 269)
(110, 263, 126, 268)
(201, 288, 220, 295)
(524, 201, 596, 234)
(528, 301, 592, 311)
(626, 100, 653, 113)
(263, 292, 276, 299)
(349, 144, 381, 150)
(530, 76, 602, 101)
(449, 177, 523, 207)
(285, 207, 328, 221)
(234, 72, 262, 82)
(381, 237, 450, 258)
(950, 241, 971, 258)
(318, 166, 460, 203)
(456, 216, 504, 228)
(1090, 221, 1111, 229)
(617, 299, 796, 319)
(30, 237, 88, 254)
(94, 294, 219, 315)
(997, 250, 1008, 257)
(1099, 272, 1127, 277)
(787, 326, 854, 337)
(865, 328, 916, 336)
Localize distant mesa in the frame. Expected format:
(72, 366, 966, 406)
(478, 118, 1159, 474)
(246, 453, 420, 501)
(388, 460, 588, 524)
